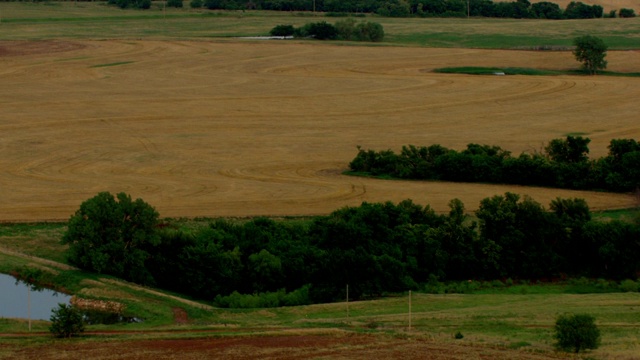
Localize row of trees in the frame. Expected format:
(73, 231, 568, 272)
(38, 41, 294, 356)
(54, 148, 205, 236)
(183, 0, 625, 19)
(107, 0, 151, 9)
(270, 19, 384, 41)
(63, 192, 640, 306)
(100, 0, 637, 20)
(349, 137, 640, 193)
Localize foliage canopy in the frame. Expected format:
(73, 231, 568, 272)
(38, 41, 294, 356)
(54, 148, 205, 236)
(61, 192, 160, 285)
(573, 35, 608, 74)
(554, 313, 601, 353)
(49, 303, 85, 338)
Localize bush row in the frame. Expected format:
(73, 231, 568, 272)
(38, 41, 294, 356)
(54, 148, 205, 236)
(148, 196, 640, 303)
(63, 192, 640, 307)
(270, 20, 384, 42)
(100, 0, 635, 20)
(349, 137, 640, 193)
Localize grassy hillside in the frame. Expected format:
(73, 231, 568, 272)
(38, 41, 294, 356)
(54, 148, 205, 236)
(2, 237, 640, 359)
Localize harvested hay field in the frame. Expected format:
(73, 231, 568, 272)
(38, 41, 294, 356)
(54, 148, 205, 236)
(1, 40, 638, 221)
(3, 333, 567, 360)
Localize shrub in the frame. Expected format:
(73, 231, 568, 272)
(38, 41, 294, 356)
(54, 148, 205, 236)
(454, 331, 464, 339)
(190, 0, 203, 8)
(167, 0, 183, 8)
(269, 24, 295, 37)
(335, 18, 357, 40)
(135, 0, 151, 9)
(49, 304, 85, 338)
(204, 0, 222, 10)
(214, 286, 311, 308)
(619, 8, 636, 17)
(303, 21, 338, 40)
(619, 279, 639, 292)
(354, 21, 384, 42)
(554, 313, 601, 353)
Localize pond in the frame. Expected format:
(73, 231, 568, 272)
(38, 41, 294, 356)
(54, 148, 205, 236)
(0, 273, 71, 321)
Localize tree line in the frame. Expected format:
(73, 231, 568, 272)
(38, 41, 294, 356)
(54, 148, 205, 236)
(62, 191, 640, 307)
(13, 0, 636, 19)
(349, 137, 640, 193)
(192, 0, 632, 19)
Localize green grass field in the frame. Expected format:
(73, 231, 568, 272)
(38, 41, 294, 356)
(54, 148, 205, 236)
(1, 2, 640, 48)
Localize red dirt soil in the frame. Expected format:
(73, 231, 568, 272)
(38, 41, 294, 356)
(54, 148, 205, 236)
(4, 334, 567, 360)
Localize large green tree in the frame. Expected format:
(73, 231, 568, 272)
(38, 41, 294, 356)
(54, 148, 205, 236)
(62, 192, 160, 285)
(573, 35, 608, 75)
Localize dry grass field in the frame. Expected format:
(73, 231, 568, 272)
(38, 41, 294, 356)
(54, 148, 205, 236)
(1, 39, 639, 221)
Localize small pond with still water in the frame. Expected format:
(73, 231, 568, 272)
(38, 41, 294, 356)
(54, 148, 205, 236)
(0, 273, 71, 321)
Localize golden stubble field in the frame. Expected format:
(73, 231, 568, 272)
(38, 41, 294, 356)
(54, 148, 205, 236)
(1, 40, 639, 221)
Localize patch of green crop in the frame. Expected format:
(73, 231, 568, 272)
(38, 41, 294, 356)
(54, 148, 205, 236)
(434, 66, 640, 77)
(90, 61, 135, 68)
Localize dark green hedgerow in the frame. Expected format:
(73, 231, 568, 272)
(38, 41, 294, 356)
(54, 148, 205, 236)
(348, 136, 640, 193)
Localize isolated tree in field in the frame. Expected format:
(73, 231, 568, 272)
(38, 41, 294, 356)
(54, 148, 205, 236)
(573, 35, 607, 75)
(62, 192, 160, 285)
(554, 313, 600, 353)
(49, 303, 85, 338)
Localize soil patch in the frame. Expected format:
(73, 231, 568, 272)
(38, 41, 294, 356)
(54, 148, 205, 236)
(4, 334, 567, 359)
(172, 307, 188, 324)
(0, 41, 85, 57)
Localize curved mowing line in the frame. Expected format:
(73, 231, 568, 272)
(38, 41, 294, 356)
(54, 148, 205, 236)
(90, 61, 135, 68)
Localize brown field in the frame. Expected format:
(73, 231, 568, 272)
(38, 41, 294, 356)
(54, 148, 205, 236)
(1, 333, 569, 360)
(1, 40, 639, 222)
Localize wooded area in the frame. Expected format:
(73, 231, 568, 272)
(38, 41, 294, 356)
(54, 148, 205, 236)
(61, 192, 640, 307)
(349, 137, 640, 193)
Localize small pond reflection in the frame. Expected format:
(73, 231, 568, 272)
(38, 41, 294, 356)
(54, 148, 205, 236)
(0, 273, 71, 321)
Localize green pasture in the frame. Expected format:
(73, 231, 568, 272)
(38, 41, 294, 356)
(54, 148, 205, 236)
(1, 2, 640, 48)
